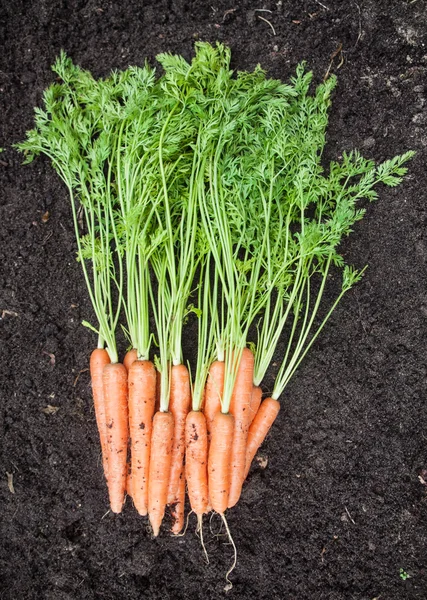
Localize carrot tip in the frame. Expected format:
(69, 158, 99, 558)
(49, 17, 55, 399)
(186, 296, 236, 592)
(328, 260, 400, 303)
(110, 502, 124, 514)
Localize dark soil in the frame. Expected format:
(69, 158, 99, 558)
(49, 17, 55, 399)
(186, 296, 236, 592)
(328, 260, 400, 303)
(1, 1, 427, 598)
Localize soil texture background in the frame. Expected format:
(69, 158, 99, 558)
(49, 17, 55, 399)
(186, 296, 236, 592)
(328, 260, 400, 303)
(1, 1, 427, 599)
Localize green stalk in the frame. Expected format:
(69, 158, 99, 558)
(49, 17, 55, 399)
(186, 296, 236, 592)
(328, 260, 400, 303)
(191, 253, 218, 411)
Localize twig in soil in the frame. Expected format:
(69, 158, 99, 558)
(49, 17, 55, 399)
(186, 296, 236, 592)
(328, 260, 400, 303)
(41, 230, 53, 245)
(323, 43, 344, 81)
(222, 8, 237, 22)
(257, 15, 276, 36)
(41, 405, 59, 415)
(320, 545, 327, 562)
(1, 309, 18, 319)
(6, 472, 15, 494)
(354, 1, 362, 47)
(354, 290, 368, 335)
(314, 0, 330, 9)
(73, 368, 89, 387)
(345, 505, 356, 525)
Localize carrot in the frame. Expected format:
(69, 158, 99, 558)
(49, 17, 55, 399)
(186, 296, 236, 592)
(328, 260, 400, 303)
(148, 411, 174, 536)
(167, 364, 191, 504)
(90, 349, 111, 480)
(123, 348, 138, 372)
(128, 360, 156, 516)
(171, 466, 186, 535)
(123, 347, 139, 497)
(228, 347, 255, 508)
(203, 360, 225, 441)
(208, 411, 234, 513)
(102, 362, 129, 513)
(244, 397, 280, 480)
(185, 410, 209, 515)
(249, 385, 262, 426)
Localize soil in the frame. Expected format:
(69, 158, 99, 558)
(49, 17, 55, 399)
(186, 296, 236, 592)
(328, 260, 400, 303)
(1, 1, 427, 598)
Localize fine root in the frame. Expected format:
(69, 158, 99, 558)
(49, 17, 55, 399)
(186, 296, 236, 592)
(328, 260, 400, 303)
(174, 509, 193, 537)
(221, 513, 237, 592)
(195, 514, 210, 564)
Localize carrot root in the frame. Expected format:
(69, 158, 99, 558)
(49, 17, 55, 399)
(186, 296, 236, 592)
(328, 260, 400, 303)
(244, 397, 280, 480)
(123, 348, 138, 372)
(102, 362, 129, 514)
(228, 348, 255, 508)
(167, 364, 191, 505)
(185, 410, 209, 515)
(128, 360, 157, 516)
(249, 385, 262, 426)
(148, 411, 174, 536)
(204, 361, 225, 441)
(208, 412, 234, 514)
(90, 348, 111, 481)
(170, 467, 186, 535)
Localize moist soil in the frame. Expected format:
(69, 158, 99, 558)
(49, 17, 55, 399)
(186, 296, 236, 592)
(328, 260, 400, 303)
(1, 1, 426, 598)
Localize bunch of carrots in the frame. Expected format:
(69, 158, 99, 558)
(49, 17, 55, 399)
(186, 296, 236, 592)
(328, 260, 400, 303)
(18, 43, 413, 543)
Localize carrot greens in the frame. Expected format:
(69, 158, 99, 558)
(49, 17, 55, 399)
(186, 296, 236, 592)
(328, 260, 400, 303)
(16, 53, 129, 363)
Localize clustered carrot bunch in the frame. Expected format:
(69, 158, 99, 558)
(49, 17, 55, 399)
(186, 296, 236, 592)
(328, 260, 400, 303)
(18, 43, 413, 541)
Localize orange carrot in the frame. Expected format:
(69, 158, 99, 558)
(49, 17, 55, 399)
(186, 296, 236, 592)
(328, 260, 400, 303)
(249, 385, 262, 425)
(123, 348, 138, 372)
(228, 347, 255, 508)
(170, 466, 186, 535)
(203, 360, 225, 441)
(123, 350, 138, 494)
(148, 411, 174, 536)
(208, 412, 234, 513)
(102, 362, 129, 513)
(167, 364, 191, 504)
(185, 411, 209, 515)
(244, 397, 280, 480)
(90, 349, 111, 480)
(122, 350, 137, 497)
(128, 360, 156, 516)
